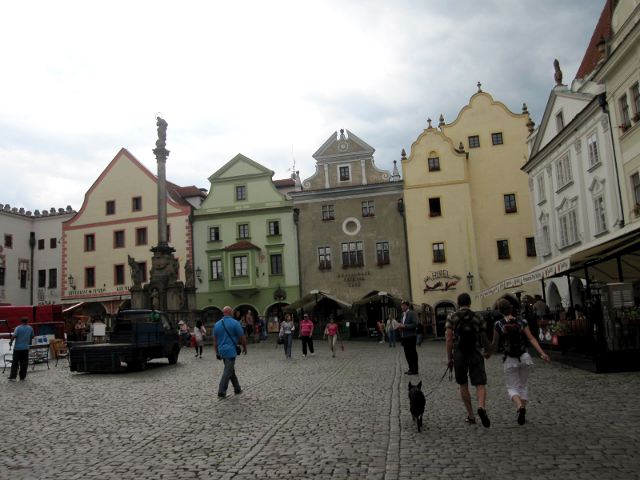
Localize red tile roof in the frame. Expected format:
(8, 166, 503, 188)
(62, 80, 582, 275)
(274, 178, 295, 187)
(575, 0, 614, 80)
(224, 240, 261, 251)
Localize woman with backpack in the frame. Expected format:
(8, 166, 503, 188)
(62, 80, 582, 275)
(489, 299, 550, 426)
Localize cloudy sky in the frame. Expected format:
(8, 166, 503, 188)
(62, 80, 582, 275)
(1, 0, 603, 212)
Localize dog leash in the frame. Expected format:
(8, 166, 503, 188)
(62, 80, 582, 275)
(423, 365, 453, 398)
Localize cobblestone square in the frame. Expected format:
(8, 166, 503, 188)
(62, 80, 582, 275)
(2, 340, 640, 480)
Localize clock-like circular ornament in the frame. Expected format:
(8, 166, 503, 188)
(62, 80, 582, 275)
(338, 141, 348, 152)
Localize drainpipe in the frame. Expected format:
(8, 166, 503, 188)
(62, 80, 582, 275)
(293, 208, 303, 300)
(397, 197, 413, 300)
(29, 232, 36, 305)
(599, 93, 625, 227)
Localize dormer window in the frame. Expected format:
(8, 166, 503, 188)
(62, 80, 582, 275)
(339, 165, 351, 181)
(556, 111, 565, 132)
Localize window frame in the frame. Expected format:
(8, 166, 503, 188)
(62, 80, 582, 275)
(238, 223, 250, 240)
(267, 220, 280, 236)
(318, 246, 332, 270)
(37, 239, 45, 250)
(432, 242, 446, 263)
(135, 227, 148, 246)
(341, 241, 364, 267)
(558, 209, 579, 248)
(631, 172, 640, 206)
(555, 154, 573, 190)
(208, 226, 221, 242)
(321, 204, 335, 221)
(338, 165, 351, 182)
(556, 111, 565, 131)
(525, 237, 536, 258)
(631, 82, 640, 118)
(587, 133, 600, 168)
(113, 229, 125, 249)
(468, 135, 480, 148)
(50, 238, 57, 249)
(361, 200, 375, 217)
(38, 269, 46, 288)
(84, 233, 96, 252)
(48, 268, 57, 289)
(132, 196, 143, 212)
(619, 93, 631, 128)
(428, 156, 440, 172)
(114, 264, 125, 285)
(235, 185, 247, 201)
(376, 241, 390, 266)
(593, 194, 607, 234)
(497, 239, 510, 260)
(503, 193, 517, 214)
(105, 200, 116, 215)
(491, 132, 504, 145)
(270, 253, 283, 275)
(428, 197, 442, 217)
(4, 234, 13, 249)
(233, 255, 248, 277)
(210, 258, 223, 280)
(85, 266, 96, 288)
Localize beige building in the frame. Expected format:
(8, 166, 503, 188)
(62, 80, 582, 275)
(402, 89, 537, 336)
(291, 129, 410, 336)
(62, 148, 203, 326)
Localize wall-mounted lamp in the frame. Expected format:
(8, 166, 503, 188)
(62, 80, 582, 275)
(466, 272, 474, 291)
(68, 274, 76, 290)
(195, 266, 202, 283)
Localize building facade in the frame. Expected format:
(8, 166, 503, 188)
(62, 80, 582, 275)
(402, 90, 537, 336)
(193, 154, 300, 324)
(0, 204, 75, 306)
(61, 148, 201, 323)
(291, 130, 409, 334)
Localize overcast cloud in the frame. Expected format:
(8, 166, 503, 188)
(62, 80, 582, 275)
(0, 0, 603, 211)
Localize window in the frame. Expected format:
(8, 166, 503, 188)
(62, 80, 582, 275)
(36, 239, 44, 250)
(556, 154, 573, 189)
(137, 262, 147, 283)
(428, 156, 440, 171)
(541, 224, 551, 256)
(318, 247, 332, 270)
(238, 224, 250, 239)
(504, 194, 517, 213)
(268, 221, 280, 236)
(620, 94, 631, 128)
(428, 198, 442, 217)
(106, 200, 115, 215)
(321, 205, 335, 221)
(50, 238, 57, 249)
(48, 268, 57, 288)
(84, 234, 95, 252)
(558, 209, 579, 248)
(632, 173, 640, 206)
(20, 269, 27, 289)
(497, 240, 510, 259)
(38, 269, 46, 288)
(270, 254, 283, 275)
(210, 259, 223, 280)
(209, 226, 221, 242)
(4, 234, 12, 248)
(114, 230, 125, 248)
(233, 256, 248, 276)
(376, 241, 390, 265)
(537, 175, 546, 203)
(468, 135, 480, 148)
(85, 267, 95, 288)
(491, 132, 503, 145)
(525, 237, 536, 257)
(136, 227, 148, 246)
(594, 195, 607, 234)
(587, 133, 600, 168)
(114, 264, 125, 285)
(235, 185, 247, 201)
(556, 111, 565, 131)
(432, 243, 445, 263)
(632, 83, 640, 117)
(361, 201, 375, 217)
(341, 241, 364, 267)
(132, 196, 142, 212)
(339, 166, 350, 181)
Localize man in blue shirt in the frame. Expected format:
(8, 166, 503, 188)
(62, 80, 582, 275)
(213, 306, 247, 398)
(9, 317, 35, 381)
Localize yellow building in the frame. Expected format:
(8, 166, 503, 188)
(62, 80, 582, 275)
(402, 89, 537, 336)
(62, 148, 202, 325)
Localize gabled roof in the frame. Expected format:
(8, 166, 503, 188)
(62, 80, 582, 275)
(312, 129, 375, 161)
(576, 0, 614, 80)
(224, 240, 261, 251)
(273, 178, 295, 188)
(208, 153, 274, 182)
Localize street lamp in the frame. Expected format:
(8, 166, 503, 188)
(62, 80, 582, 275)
(68, 274, 76, 290)
(466, 272, 474, 291)
(195, 266, 202, 283)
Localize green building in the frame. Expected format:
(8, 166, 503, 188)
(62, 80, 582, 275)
(193, 154, 300, 329)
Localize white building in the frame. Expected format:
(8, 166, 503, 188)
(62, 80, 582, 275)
(0, 204, 76, 306)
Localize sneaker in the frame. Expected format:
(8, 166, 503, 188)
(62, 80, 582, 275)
(234, 389, 243, 395)
(517, 407, 526, 425)
(477, 408, 491, 428)
(217, 394, 227, 399)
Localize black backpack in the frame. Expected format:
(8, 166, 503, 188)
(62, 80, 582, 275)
(502, 319, 525, 359)
(455, 309, 478, 354)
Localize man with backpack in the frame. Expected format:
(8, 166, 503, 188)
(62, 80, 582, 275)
(445, 293, 491, 427)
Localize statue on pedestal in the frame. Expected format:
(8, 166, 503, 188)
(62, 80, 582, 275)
(185, 260, 195, 289)
(156, 116, 168, 149)
(128, 255, 142, 288)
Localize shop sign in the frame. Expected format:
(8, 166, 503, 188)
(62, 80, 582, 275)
(423, 270, 461, 292)
(337, 271, 371, 287)
(68, 287, 107, 296)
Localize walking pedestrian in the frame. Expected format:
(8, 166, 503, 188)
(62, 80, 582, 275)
(193, 319, 206, 358)
(299, 313, 315, 357)
(445, 293, 491, 427)
(487, 299, 550, 425)
(377, 319, 386, 344)
(178, 320, 191, 348)
(213, 306, 247, 399)
(8, 317, 35, 381)
(386, 314, 399, 348)
(398, 301, 419, 375)
(279, 313, 295, 359)
(323, 317, 339, 357)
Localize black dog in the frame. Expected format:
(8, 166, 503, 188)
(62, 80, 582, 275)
(408, 381, 426, 432)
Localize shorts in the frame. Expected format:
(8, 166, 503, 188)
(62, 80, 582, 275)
(453, 348, 487, 386)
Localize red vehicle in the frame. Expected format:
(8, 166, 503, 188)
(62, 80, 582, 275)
(0, 305, 65, 339)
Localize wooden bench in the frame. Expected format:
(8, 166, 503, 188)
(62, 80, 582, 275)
(2, 344, 50, 373)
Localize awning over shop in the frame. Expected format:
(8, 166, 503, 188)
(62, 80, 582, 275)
(352, 291, 403, 307)
(285, 290, 352, 311)
(478, 224, 640, 298)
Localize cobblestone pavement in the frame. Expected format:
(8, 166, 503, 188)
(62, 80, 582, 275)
(2, 339, 640, 480)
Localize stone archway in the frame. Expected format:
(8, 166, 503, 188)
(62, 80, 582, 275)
(547, 282, 562, 313)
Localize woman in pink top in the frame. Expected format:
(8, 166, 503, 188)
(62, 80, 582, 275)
(323, 317, 339, 357)
(299, 313, 315, 358)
